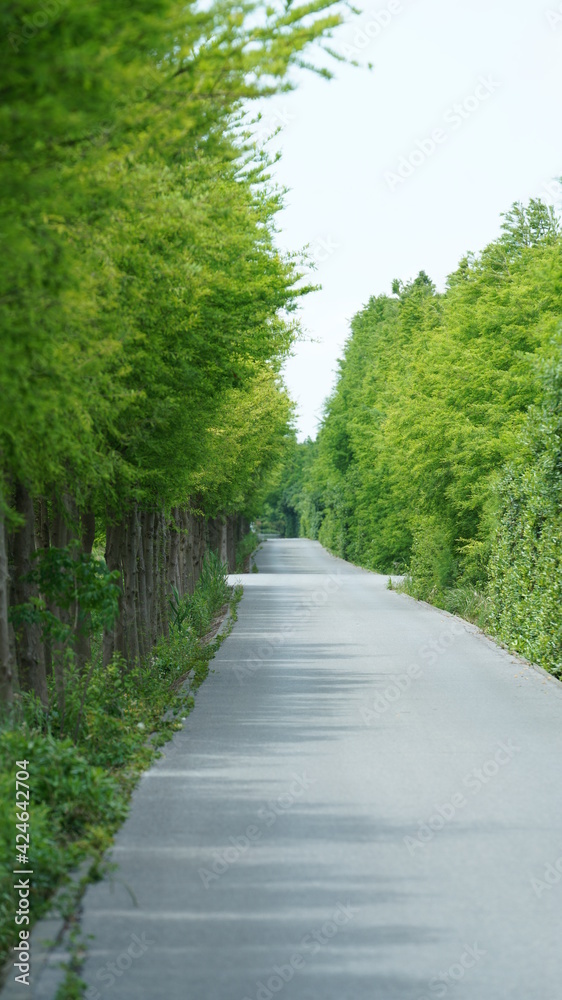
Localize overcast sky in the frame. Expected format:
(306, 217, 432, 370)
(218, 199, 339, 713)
(259, 0, 562, 439)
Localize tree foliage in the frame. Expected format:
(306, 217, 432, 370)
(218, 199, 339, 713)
(0, 0, 347, 705)
(268, 199, 562, 674)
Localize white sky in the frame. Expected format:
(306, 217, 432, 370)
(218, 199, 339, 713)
(258, 0, 562, 439)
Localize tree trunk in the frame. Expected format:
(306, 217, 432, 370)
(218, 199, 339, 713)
(227, 515, 237, 571)
(102, 521, 124, 667)
(144, 511, 156, 648)
(12, 483, 48, 708)
(136, 508, 148, 661)
(0, 501, 14, 706)
(75, 509, 95, 672)
(159, 510, 169, 640)
(177, 509, 185, 598)
(220, 519, 228, 567)
(194, 515, 205, 587)
(192, 515, 200, 588)
(51, 492, 71, 550)
(185, 510, 193, 593)
(208, 517, 219, 558)
(48, 492, 78, 715)
(181, 509, 194, 596)
(35, 496, 53, 679)
(123, 508, 140, 666)
(169, 508, 180, 596)
(153, 510, 160, 644)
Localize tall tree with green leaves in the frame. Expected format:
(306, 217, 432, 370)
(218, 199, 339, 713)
(285, 198, 562, 674)
(0, 0, 350, 705)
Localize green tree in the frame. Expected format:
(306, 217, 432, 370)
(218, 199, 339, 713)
(290, 198, 562, 671)
(0, 0, 349, 704)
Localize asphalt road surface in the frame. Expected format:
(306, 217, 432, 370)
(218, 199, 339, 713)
(76, 538, 562, 1000)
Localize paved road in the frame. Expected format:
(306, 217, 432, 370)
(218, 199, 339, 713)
(78, 539, 562, 1000)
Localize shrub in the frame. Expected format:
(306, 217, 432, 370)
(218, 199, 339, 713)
(235, 531, 259, 571)
(488, 358, 562, 675)
(405, 516, 457, 601)
(0, 728, 126, 961)
(0, 550, 234, 965)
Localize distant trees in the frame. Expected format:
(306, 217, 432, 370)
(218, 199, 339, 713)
(0, 0, 346, 705)
(270, 199, 562, 675)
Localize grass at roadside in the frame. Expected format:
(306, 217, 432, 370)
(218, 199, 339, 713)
(0, 552, 242, 972)
(393, 574, 561, 679)
(396, 576, 491, 631)
(236, 529, 260, 572)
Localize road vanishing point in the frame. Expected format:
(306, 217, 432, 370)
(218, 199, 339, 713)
(75, 539, 562, 999)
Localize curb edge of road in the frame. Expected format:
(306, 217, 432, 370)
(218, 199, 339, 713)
(391, 586, 562, 693)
